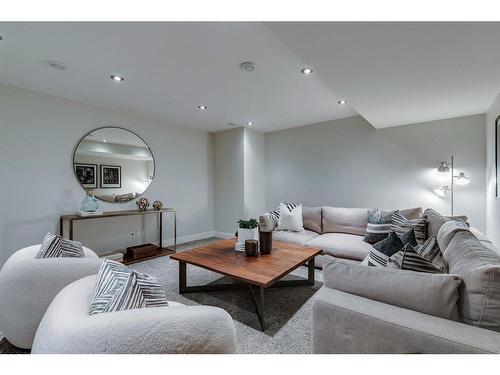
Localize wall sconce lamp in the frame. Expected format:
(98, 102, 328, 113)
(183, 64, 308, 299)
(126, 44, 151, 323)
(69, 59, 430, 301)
(435, 156, 470, 215)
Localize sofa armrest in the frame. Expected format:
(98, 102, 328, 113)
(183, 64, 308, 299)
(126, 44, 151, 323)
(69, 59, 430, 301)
(313, 287, 500, 354)
(259, 214, 276, 232)
(323, 260, 461, 320)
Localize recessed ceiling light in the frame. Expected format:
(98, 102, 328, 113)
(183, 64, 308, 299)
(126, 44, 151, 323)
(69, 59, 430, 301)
(110, 74, 124, 82)
(46, 61, 67, 71)
(102, 139, 107, 143)
(337, 100, 348, 105)
(198, 105, 207, 110)
(300, 67, 314, 75)
(240, 61, 256, 72)
(246, 121, 254, 126)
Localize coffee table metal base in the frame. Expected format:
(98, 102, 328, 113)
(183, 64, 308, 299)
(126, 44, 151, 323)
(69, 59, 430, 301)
(177, 258, 315, 331)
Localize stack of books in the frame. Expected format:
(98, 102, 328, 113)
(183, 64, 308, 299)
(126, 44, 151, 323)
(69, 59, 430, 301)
(76, 211, 104, 217)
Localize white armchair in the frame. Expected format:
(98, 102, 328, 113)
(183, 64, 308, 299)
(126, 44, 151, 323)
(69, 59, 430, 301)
(32, 275, 238, 354)
(0, 244, 102, 349)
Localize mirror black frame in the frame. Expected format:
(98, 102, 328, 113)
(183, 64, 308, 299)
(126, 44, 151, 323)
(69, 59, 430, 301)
(72, 126, 156, 202)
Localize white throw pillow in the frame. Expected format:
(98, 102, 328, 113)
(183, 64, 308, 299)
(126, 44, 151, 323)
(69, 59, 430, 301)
(277, 203, 304, 232)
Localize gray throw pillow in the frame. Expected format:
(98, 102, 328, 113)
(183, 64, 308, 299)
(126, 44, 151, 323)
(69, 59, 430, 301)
(363, 210, 392, 244)
(89, 259, 169, 315)
(373, 231, 404, 257)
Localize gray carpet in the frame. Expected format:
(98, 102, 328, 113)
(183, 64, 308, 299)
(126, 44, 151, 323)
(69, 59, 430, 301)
(1, 237, 323, 354)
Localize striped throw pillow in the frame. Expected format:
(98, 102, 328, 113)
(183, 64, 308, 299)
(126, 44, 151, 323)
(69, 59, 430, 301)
(391, 243, 443, 274)
(35, 233, 85, 259)
(265, 202, 300, 225)
(89, 259, 169, 315)
(391, 212, 427, 244)
(414, 235, 447, 272)
(364, 210, 393, 244)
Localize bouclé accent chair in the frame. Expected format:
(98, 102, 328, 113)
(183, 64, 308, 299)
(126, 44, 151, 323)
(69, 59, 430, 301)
(31, 275, 238, 354)
(0, 244, 102, 349)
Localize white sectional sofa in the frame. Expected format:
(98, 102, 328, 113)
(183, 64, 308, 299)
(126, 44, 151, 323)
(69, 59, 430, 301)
(260, 204, 500, 353)
(259, 205, 423, 267)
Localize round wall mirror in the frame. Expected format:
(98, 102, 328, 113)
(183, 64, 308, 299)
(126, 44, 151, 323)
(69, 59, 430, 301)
(73, 127, 155, 202)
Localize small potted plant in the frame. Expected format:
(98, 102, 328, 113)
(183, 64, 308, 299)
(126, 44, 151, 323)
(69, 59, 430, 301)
(236, 219, 259, 251)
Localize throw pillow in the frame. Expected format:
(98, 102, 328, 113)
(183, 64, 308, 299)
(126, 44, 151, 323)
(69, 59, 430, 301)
(89, 259, 169, 315)
(416, 235, 447, 272)
(366, 248, 400, 269)
(372, 231, 404, 257)
(277, 203, 304, 232)
(363, 210, 393, 244)
(391, 211, 427, 244)
(35, 233, 85, 259)
(391, 243, 444, 274)
(265, 201, 300, 225)
(399, 228, 418, 247)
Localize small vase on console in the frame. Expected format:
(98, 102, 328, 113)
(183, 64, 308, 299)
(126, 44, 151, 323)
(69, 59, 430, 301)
(80, 190, 99, 212)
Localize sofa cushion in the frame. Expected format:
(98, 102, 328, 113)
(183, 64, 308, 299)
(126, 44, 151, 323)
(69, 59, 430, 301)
(273, 229, 320, 246)
(307, 233, 373, 261)
(303, 206, 322, 234)
(424, 208, 468, 240)
(323, 260, 461, 320)
(444, 230, 500, 332)
(382, 207, 423, 220)
(322, 206, 369, 236)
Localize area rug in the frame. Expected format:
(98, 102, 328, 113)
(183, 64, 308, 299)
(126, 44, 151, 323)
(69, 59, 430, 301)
(0, 238, 323, 354)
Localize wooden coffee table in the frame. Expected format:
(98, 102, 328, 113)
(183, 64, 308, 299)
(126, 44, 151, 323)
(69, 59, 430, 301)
(170, 238, 321, 331)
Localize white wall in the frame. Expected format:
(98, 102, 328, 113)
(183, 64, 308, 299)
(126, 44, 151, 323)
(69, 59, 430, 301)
(213, 127, 266, 234)
(0, 84, 214, 264)
(266, 115, 487, 231)
(486, 93, 500, 246)
(213, 128, 244, 235)
(243, 128, 266, 219)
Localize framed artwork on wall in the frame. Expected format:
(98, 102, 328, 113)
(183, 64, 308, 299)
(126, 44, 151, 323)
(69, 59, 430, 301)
(100, 165, 121, 188)
(496, 116, 500, 197)
(74, 163, 98, 189)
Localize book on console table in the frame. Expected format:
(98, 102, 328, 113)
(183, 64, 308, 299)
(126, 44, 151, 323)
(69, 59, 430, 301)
(76, 210, 104, 217)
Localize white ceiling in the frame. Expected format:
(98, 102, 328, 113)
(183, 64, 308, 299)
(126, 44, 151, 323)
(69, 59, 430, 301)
(0, 22, 356, 133)
(267, 22, 500, 128)
(1, 22, 499, 132)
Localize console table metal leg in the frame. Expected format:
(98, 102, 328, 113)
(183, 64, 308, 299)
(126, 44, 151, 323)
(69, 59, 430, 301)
(69, 220, 74, 241)
(173, 210, 177, 252)
(159, 212, 163, 250)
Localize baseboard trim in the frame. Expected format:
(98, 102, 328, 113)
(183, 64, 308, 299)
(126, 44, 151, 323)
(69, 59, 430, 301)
(161, 231, 233, 247)
(212, 231, 234, 239)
